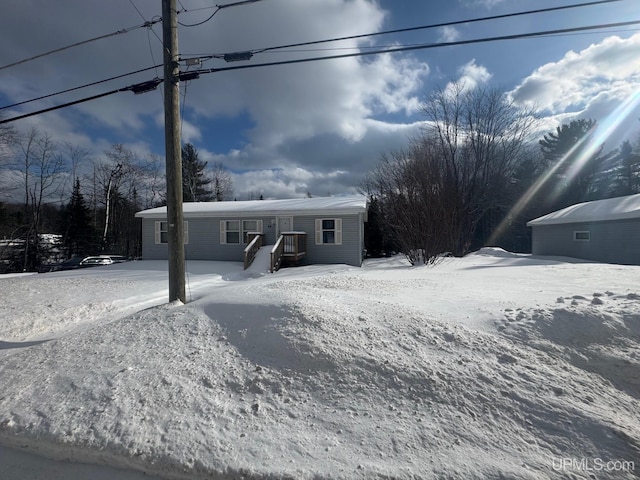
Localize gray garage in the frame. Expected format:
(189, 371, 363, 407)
(527, 193, 640, 265)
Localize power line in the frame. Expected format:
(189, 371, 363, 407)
(0, 76, 165, 125)
(0, 88, 129, 124)
(196, 19, 640, 73)
(128, 0, 164, 46)
(0, 18, 162, 72)
(2, 18, 638, 125)
(128, 0, 147, 22)
(178, 0, 264, 27)
(254, 0, 624, 55)
(0, 65, 162, 111)
(4, 0, 624, 110)
(181, 0, 625, 59)
(215, 26, 640, 55)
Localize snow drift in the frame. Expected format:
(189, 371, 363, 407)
(0, 250, 638, 479)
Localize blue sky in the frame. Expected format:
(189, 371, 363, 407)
(1, 0, 639, 200)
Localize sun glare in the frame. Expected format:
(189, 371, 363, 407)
(488, 88, 640, 246)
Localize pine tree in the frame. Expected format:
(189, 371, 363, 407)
(538, 119, 605, 209)
(182, 143, 213, 202)
(60, 178, 97, 257)
(607, 140, 640, 196)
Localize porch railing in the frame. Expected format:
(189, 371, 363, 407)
(243, 232, 263, 269)
(270, 232, 307, 273)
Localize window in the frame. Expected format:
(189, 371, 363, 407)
(154, 221, 189, 244)
(242, 220, 261, 243)
(220, 219, 263, 244)
(221, 220, 241, 244)
(315, 218, 342, 245)
(573, 230, 590, 242)
(157, 221, 168, 244)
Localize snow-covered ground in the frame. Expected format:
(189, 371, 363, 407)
(0, 248, 638, 479)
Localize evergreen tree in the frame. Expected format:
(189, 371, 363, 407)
(538, 119, 605, 209)
(607, 140, 640, 196)
(182, 143, 213, 202)
(363, 196, 397, 257)
(60, 178, 97, 257)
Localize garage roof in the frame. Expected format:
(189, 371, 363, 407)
(527, 193, 640, 226)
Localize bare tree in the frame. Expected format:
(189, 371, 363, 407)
(363, 143, 455, 265)
(365, 82, 536, 264)
(57, 142, 90, 203)
(210, 161, 234, 201)
(0, 117, 17, 198)
(93, 144, 135, 249)
(13, 128, 65, 269)
(139, 152, 166, 208)
(420, 81, 536, 255)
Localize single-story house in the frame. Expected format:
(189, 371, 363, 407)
(527, 193, 640, 265)
(135, 195, 369, 268)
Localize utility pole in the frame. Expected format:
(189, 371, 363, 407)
(162, 0, 186, 303)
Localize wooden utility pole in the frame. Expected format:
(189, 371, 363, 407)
(162, 0, 186, 303)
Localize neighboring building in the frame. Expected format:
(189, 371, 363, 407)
(135, 195, 369, 268)
(527, 193, 640, 265)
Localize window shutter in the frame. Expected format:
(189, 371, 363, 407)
(183, 221, 189, 245)
(220, 220, 226, 244)
(335, 218, 342, 245)
(257, 220, 263, 233)
(315, 219, 323, 245)
(155, 221, 162, 244)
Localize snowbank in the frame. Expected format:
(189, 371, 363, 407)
(0, 253, 638, 479)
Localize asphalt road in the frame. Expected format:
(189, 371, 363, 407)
(0, 444, 164, 480)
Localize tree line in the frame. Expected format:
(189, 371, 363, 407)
(0, 127, 233, 272)
(363, 81, 640, 264)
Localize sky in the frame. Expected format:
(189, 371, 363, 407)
(1, 249, 639, 478)
(1, 0, 639, 201)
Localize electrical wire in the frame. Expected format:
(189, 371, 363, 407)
(0, 64, 162, 111)
(5, 0, 623, 110)
(178, 7, 221, 27)
(128, 0, 147, 22)
(0, 88, 130, 124)
(2, 17, 638, 125)
(0, 18, 162, 72)
(196, 19, 640, 74)
(180, 0, 624, 59)
(178, 0, 264, 27)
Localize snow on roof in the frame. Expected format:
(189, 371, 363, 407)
(135, 195, 368, 218)
(527, 193, 640, 226)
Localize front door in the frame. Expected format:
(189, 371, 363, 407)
(276, 216, 293, 236)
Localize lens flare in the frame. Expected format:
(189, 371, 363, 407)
(488, 88, 640, 247)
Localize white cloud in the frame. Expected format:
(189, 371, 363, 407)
(0, 0, 466, 200)
(179, 119, 202, 145)
(439, 26, 461, 43)
(463, 0, 507, 8)
(444, 59, 492, 96)
(510, 33, 640, 114)
(509, 33, 640, 148)
(231, 167, 351, 200)
(199, 119, 424, 199)
(177, 0, 429, 148)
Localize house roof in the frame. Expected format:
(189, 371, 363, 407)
(135, 195, 368, 219)
(527, 193, 640, 226)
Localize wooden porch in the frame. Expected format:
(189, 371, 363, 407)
(243, 232, 307, 272)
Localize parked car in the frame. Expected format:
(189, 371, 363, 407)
(38, 254, 129, 272)
(38, 256, 85, 273)
(105, 255, 129, 263)
(79, 256, 114, 266)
